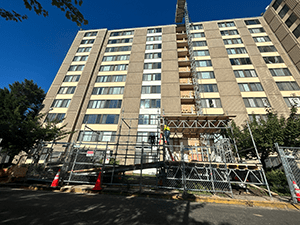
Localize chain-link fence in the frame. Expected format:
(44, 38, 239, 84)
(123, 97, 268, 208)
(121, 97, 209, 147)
(163, 143, 232, 195)
(275, 143, 300, 203)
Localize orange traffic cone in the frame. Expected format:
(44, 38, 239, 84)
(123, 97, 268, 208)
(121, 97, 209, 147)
(51, 169, 61, 187)
(292, 181, 300, 202)
(92, 171, 102, 191)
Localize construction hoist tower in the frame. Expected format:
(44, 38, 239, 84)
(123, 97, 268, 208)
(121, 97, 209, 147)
(176, 0, 203, 115)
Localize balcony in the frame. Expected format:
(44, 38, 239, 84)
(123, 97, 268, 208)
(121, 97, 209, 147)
(178, 66, 191, 78)
(181, 105, 196, 114)
(177, 46, 189, 56)
(176, 31, 187, 39)
(177, 38, 188, 48)
(178, 56, 190, 66)
(181, 91, 195, 104)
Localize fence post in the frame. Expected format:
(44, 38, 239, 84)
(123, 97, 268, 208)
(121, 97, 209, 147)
(247, 121, 272, 200)
(180, 142, 186, 192)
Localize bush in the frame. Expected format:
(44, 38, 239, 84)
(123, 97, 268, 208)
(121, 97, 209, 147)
(266, 169, 290, 195)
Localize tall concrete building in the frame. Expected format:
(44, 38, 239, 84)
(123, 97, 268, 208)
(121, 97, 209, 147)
(42, 0, 300, 146)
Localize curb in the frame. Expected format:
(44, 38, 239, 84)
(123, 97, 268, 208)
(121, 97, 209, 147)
(189, 196, 300, 210)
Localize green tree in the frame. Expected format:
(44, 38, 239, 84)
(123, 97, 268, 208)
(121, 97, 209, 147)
(231, 107, 300, 170)
(0, 79, 69, 163)
(0, 0, 88, 26)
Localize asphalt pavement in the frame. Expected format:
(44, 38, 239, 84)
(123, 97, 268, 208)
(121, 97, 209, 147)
(0, 187, 299, 225)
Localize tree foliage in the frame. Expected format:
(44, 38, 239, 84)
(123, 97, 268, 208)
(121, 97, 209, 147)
(0, 0, 88, 26)
(0, 79, 70, 161)
(231, 107, 300, 170)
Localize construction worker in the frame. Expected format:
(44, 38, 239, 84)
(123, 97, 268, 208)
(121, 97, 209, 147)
(164, 124, 170, 145)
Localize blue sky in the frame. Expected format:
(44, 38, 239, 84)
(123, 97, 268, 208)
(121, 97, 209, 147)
(0, 0, 272, 92)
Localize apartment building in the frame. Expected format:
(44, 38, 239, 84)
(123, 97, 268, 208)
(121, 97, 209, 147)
(41, 0, 300, 146)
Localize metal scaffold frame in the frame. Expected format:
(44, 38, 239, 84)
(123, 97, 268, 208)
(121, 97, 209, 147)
(21, 113, 273, 198)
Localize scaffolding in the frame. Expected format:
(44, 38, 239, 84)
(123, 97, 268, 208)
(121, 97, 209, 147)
(22, 113, 272, 198)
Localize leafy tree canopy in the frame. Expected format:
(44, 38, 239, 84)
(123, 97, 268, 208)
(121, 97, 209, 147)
(0, 0, 88, 26)
(230, 106, 300, 170)
(0, 79, 70, 161)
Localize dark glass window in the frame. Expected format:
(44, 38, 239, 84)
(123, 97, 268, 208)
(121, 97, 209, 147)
(285, 13, 298, 28)
(245, 19, 261, 25)
(278, 4, 290, 18)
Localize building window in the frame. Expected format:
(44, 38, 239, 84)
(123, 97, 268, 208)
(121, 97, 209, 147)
(45, 113, 65, 123)
(192, 32, 205, 38)
(226, 47, 247, 54)
(83, 114, 119, 124)
(253, 36, 271, 42)
(249, 28, 265, 33)
(245, 19, 261, 25)
(140, 99, 161, 109)
(73, 55, 88, 61)
(234, 69, 257, 78)
(108, 38, 133, 44)
(249, 114, 267, 123)
(110, 30, 134, 36)
(81, 39, 95, 44)
(193, 41, 207, 46)
(243, 98, 270, 107)
(141, 73, 161, 81)
(198, 84, 218, 92)
(258, 45, 277, 52)
(145, 44, 162, 50)
(201, 98, 222, 108)
(194, 50, 210, 56)
(105, 46, 132, 52)
(51, 99, 71, 108)
(77, 47, 92, 52)
(192, 24, 203, 30)
(269, 68, 291, 76)
(147, 28, 162, 33)
(272, 0, 283, 10)
(138, 115, 158, 125)
(238, 83, 264, 92)
(284, 97, 300, 107)
(230, 58, 252, 65)
(195, 60, 212, 67)
(141, 86, 161, 94)
(68, 65, 85, 71)
(220, 29, 239, 36)
(285, 13, 298, 28)
(88, 100, 122, 109)
(136, 132, 158, 143)
(84, 32, 97, 37)
(144, 63, 161, 69)
(197, 71, 215, 79)
(96, 75, 126, 82)
(263, 56, 284, 64)
(293, 24, 300, 39)
(78, 131, 116, 142)
(99, 64, 128, 71)
(92, 87, 124, 95)
(102, 55, 130, 61)
(63, 75, 80, 82)
(223, 38, 243, 45)
(146, 36, 162, 41)
(278, 4, 290, 18)
(145, 53, 161, 59)
(218, 21, 235, 28)
(58, 86, 76, 94)
(276, 82, 300, 91)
